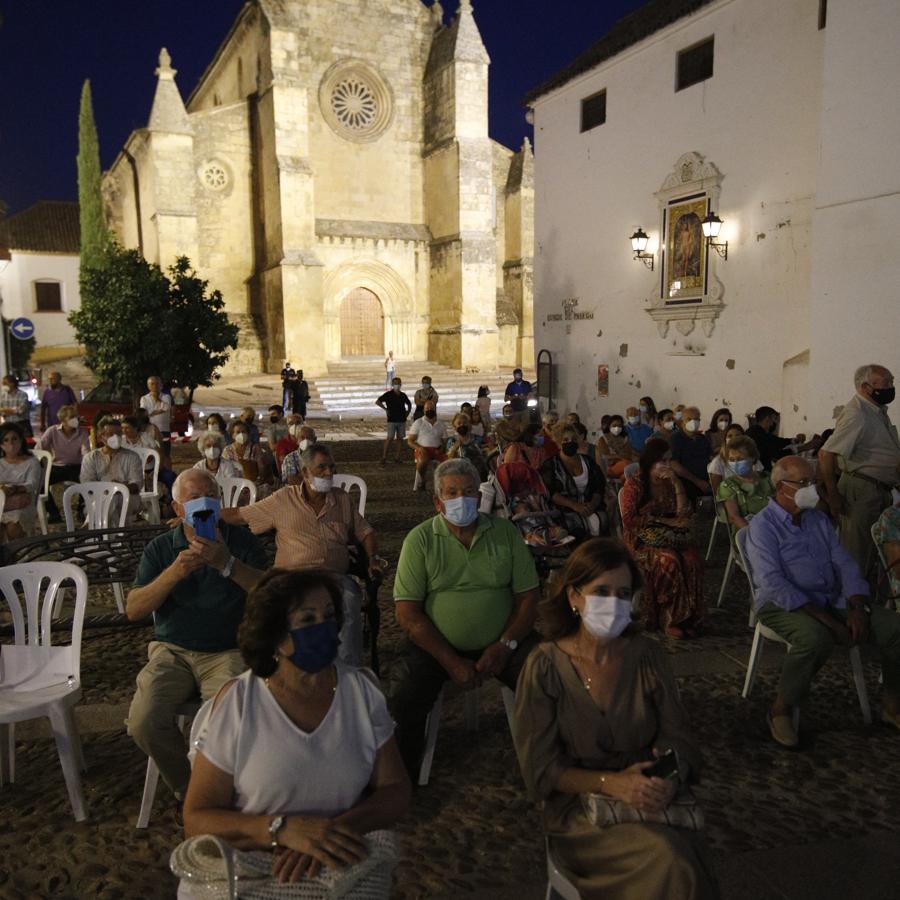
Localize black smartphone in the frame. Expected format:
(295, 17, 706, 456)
(643, 749, 679, 780)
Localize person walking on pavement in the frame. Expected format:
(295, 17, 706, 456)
(280, 361, 296, 412)
(384, 350, 396, 387)
(376, 377, 412, 466)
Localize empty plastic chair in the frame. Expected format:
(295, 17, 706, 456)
(32, 448, 54, 536)
(333, 474, 367, 516)
(219, 476, 257, 508)
(131, 447, 162, 524)
(62, 481, 130, 531)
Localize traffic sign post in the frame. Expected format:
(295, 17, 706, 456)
(9, 317, 35, 341)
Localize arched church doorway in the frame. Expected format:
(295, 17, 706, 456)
(340, 287, 384, 357)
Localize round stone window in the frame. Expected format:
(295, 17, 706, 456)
(199, 160, 230, 192)
(319, 60, 393, 143)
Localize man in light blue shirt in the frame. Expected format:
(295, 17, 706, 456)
(745, 455, 900, 748)
(624, 405, 653, 452)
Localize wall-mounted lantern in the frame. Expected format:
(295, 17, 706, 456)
(630, 227, 654, 271)
(701, 211, 728, 260)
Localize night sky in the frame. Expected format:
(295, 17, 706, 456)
(0, 0, 646, 216)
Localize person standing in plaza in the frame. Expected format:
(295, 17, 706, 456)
(280, 361, 296, 412)
(39, 371, 77, 430)
(413, 376, 438, 421)
(384, 350, 396, 387)
(0, 374, 31, 435)
(290, 369, 311, 419)
(505, 368, 534, 425)
(376, 376, 411, 466)
(819, 364, 900, 580)
(140, 375, 173, 462)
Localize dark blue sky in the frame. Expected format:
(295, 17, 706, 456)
(0, 0, 645, 215)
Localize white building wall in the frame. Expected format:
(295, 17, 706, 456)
(531, 0, 825, 436)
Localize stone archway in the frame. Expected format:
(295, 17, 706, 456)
(340, 287, 384, 356)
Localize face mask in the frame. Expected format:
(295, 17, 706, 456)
(287, 620, 339, 674)
(204, 446, 221, 460)
(235, 432, 247, 444)
(731, 459, 753, 477)
(441, 495, 479, 527)
(627, 416, 640, 426)
(426, 410, 437, 420)
(582, 594, 632, 639)
(533, 434, 545, 447)
(663, 420, 675, 431)
(182, 495, 221, 540)
(392, 384, 401, 392)
(67, 417, 79, 429)
(640, 405, 649, 413)
(310, 475, 333, 493)
(791, 483, 819, 510)
(872, 387, 896, 406)
(456, 425, 470, 436)
(421, 382, 430, 389)
(685, 420, 699, 433)
(269, 415, 280, 423)
(105, 435, 121, 450)
(717, 419, 729, 431)
(674, 410, 684, 421)
(208, 424, 221, 434)
(561, 440, 578, 456)
(609, 425, 622, 436)
(298, 439, 310, 452)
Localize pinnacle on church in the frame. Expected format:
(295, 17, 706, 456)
(148, 47, 193, 135)
(156, 47, 175, 79)
(452, 0, 489, 65)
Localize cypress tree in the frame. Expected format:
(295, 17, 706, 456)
(77, 79, 107, 272)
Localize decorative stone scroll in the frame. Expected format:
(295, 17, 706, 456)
(319, 59, 394, 143)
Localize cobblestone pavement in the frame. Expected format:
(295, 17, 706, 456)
(1, 440, 899, 899)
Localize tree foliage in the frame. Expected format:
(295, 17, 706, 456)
(77, 80, 109, 272)
(70, 245, 239, 398)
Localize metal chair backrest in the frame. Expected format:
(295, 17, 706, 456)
(220, 476, 257, 508)
(62, 481, 130, 531)
(333, 474, 367, 516)
(32, 448, 53, 500)
(0, 562, 88, 688)
(131, 447, 160, 495)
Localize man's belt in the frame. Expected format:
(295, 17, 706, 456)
(845, 470, 898, 492)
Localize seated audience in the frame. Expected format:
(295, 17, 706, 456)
(183, 568, 410, 894)
(221, 442, 379, 666)
(205, 412, 232, 444)
(274, 414, 304, 467)
(639, 395, 658, 429)
(413, 376, 439, 421)
(266, 404, 289, 453)
(541, 423, 607, 538)
(669, 407, 713, 502)
(625, 406, 653, 453)
(706, 408, 733, 453)
(80, 416, 144, 519)
(673, 404, 686, 424)
(620, 439, 705, 637)
(707, 424, 755, 495)
(716, 436, 772, 533)
(388, 459, 540, 776)
(281, 425, 317, 486)
(38, 403, 89, 523)
(540, 411, 560, 457)
(447, 412, 488, 482)
(194, 431, 242, 486)
(407, 399, 448, 488)
(744, 455, 900, 748)
(0, 423, 42, 540)
(126, 469, 266, 800)
(513, 538, 716, 900)
(469, 404, 487, 445)
(238, 406, 262, 445)
(599, 415, 612, 436)
(565, 412, 581, 427)
(746, 406, 801, 471)
(497, 419, 547, 469)
(572, 421, 592, 458)
(595, 414, 636, 479)
(873, 500, 900, 606)
(651, 408, 676, 443)
(475, 385, 492, 428)
(224, 418, 274, 491)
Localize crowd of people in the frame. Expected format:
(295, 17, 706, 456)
(5, 361, 900, 898)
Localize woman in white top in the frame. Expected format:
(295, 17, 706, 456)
(184, 568, 410, 891)
(193, 432, 243, 486)
(0, 423, 42, 540)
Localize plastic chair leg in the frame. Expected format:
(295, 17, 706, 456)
(705, 515, 719, 561)
(501, 686, 515, 732)
(136, 757, 160, 829)
(417, 689, 444, 787)
(849, 647, 873, 725)
(62, 705, 86, 773)
(741, 626, 765, 699)
(37, 498, 49, 536)
(48, 704, 87, 822)
(112, 583, 126, 615)
(716, 550, 734, 607)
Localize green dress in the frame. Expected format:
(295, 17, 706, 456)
(717, 476, 773, 534)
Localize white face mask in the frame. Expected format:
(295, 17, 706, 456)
(627, 416, 640, 426)
(67, 417, 79, 429)
(582, 594, 632, 639)
(685, 420, 700, 433)
(204, 446, 221, 460)
(310, 475, 333, 493)
(639, 405, 649, 413)
(791, 483, 819, 510)
(610, 425, 623, 436)
(208, 424, 221, 434)
(717, 419, 729, 431)
(663, 420, 675, 431)
(298, 439, 310, 452)
(105, 435, 121, 450)
(234, 432, 247, 445)
(674, 410, 684, 421)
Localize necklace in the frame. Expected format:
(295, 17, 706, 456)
(265, 666, 337, 695)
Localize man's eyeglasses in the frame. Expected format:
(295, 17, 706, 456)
(782, 478, 818, 488)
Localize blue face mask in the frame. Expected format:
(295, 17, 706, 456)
(442, 495, 479, 527)
(182, 495, 221, 540)
(731, 459, 754, 477)
(533, 435, 545, 447)
(288, 620, 340, 674)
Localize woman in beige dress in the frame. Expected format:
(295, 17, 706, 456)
(513, 538, 717, 900)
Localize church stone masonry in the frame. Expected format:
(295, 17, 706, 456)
(103, 0, 534, 376)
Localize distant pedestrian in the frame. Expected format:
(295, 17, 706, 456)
(290, 369, 310, 419)
(384, 350, 396, 387)
(413, 375, 438, 421)
(40, 371, 77, 429)
(280, 361, 296, 411)
(504, 368, 534, 425)
(376, 377, 412, 465)
(0, 374, 31, 434)
(475, 385, 492, 429)
(140, 375, 172, 461)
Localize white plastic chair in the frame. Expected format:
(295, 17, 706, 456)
(62, 481, 130, 531)
(715, 505, 749, 608)
(544, 836, 581, 900)
(0, 562, 89, 821)
(32, 448, 53, 535)
(705, 477, 728, 561)
(132, 447, 161, 524)
(333, 474, 367, 515)
(735, 528, 872, 726)
(220, 476, 257, 508)
(418, 682, 515, 786)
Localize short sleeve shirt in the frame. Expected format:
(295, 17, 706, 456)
(505, 380, 532, 412)
(717, 476, 773, 520)
(394, 514, 539, 651)
(377, 389, 412, 423)
(80, 447, 144, 488)
(822, 393, 900, 484)
(39, 424, 90, 466)
(408, 417, 447, 448)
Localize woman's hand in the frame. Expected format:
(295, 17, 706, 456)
(279, 816, 368, 870)
(607, 762, 676, 813)
(272, 848, 321, 883)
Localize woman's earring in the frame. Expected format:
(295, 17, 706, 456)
(571, 607, 580, 617)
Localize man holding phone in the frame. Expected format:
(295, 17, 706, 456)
(125, 469, 267, 803)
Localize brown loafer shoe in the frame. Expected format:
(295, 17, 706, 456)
(881, 709, 900, 732)
(767, 711, 799, 748)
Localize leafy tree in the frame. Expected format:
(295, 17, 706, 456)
(77, 80, 109, 272)
(70, 245, 238, 399)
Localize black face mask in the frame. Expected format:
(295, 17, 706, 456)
(871, 386, 896, 406)
(561, 441, 579, 457)
(426, 410, 437, 420)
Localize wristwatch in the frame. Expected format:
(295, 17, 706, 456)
(500, 637, 518, 651)
(268, 814, 286, 848)
(219, 554, 236, 579)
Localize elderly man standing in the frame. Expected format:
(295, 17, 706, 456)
(745, 456, 900, 748)
(819, 365, 900, 579)
(388, 458, 541, 776)
(126, 469, 266, 800)
(140, 375, 173, 461)
(669, 406, 713, 502)
(39, 370, 77, 430)
(80, 416, 144, 519)
(221, 442, 378, 665)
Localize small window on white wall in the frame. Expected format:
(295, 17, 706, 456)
(34, 281, 62, 312)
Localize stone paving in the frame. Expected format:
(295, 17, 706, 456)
(1, 439, 899, 899)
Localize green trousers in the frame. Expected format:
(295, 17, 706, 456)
(837, 472, 891, 581)
(756, 603, 900, 707)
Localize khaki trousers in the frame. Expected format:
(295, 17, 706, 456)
(127, 642, 245, 796)
(837, 472, 892, 581)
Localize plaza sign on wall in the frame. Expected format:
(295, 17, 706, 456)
(544, 297, 595, 323)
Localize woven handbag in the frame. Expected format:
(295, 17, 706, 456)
(581, 790, 705, 832)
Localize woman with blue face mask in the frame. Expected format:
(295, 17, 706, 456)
(183, 568, 410, 894)
(512, 538, 714, 900)
(716, 435, 773, 534)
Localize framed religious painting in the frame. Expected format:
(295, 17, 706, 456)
(662, 193, 708, 303)
(597, 364, 609, 397)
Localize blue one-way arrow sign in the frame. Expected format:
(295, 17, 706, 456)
(9, 317, 35, 341)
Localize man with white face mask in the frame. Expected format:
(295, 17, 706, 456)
(222, 442, 379, 666)
(669, 406, 713, 503)
(79, 416, 144, 519)
(745, 455, 900, 748)
(39, 402, 90, 522)
(388, 458, 540, 776)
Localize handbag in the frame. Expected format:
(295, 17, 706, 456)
(635, 521, 692, 550)
(581, 789, 705, 832)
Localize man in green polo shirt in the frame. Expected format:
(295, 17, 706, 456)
(388, 458, 540, 776)
(125, 468, 267, 800)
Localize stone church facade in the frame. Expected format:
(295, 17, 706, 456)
(103, 0, 534, 376)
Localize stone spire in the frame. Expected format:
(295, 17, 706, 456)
(148, 48, 192, 134)
(454, 0, 490, 65)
